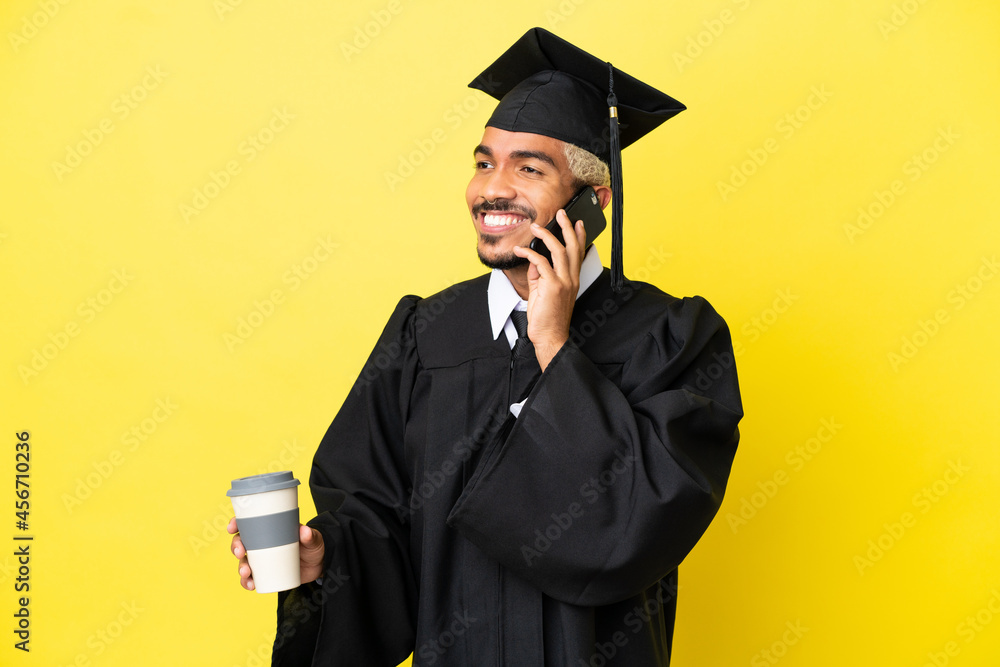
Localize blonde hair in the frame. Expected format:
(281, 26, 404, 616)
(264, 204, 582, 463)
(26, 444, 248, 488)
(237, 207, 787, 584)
(564, 142, 611, 188)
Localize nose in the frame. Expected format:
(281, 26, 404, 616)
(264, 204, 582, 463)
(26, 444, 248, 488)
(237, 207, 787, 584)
(479, 167, 517, 203)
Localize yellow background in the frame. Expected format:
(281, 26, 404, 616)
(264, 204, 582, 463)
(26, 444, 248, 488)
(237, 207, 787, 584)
(2, 1, 998, 665)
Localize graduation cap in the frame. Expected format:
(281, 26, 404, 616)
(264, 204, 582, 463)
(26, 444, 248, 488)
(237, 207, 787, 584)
(470, 27, 685, 291)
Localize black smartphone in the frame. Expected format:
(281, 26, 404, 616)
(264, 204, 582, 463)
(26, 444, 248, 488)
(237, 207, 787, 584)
(528, 186, 606, 265)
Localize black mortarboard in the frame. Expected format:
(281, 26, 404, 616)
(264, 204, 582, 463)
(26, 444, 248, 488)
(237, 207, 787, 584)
(470, 28, 685, 291)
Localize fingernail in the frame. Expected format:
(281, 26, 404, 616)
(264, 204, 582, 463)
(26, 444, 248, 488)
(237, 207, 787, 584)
(248, 580, 255, 590)
(531, 223, 539, 228)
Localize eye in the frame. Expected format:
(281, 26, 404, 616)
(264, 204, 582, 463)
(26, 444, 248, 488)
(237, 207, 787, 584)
(521, 165, 541, 175)
(474, 160, 493, 170)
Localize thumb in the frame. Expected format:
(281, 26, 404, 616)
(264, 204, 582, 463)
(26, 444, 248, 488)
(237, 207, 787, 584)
(300, 525, 323, 550)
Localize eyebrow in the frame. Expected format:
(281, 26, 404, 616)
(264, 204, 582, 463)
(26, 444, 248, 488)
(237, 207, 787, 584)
(511, 150, 557, 168)
(473, 145, 557, 168)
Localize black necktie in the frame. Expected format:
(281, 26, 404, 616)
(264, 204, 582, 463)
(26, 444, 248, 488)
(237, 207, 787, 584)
(510, 310, 533, 357)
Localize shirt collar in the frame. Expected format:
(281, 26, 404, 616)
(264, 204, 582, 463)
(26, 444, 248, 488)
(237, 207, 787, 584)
(487, 245, 603, 340)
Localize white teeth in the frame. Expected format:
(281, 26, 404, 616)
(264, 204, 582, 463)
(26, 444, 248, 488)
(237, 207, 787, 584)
(483, 214, 522, 227)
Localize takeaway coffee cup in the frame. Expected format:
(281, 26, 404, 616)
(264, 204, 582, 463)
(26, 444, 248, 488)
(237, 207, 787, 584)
(228, 471, 301, 594)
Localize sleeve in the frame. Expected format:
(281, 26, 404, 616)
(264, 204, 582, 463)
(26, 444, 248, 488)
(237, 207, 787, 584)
(272, 296, 421, 667)
(446, 295, 742, 607)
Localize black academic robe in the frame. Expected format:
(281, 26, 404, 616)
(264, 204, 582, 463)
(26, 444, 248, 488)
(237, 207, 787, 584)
(271, 269, 742, 666)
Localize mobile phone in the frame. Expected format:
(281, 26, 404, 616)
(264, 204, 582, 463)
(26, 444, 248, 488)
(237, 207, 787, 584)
(529, 186, 606, 265)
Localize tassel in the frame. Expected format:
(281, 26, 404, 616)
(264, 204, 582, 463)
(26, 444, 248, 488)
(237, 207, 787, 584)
(607, 62, 624, 292)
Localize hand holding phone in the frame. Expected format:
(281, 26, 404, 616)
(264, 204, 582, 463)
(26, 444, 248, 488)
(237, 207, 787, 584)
(528, 186, 606, 265)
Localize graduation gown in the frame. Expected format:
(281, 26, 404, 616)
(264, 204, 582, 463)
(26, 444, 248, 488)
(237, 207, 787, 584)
(271, 269, 742, 666)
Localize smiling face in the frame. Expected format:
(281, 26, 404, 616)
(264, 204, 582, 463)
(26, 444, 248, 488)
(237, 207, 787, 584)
(466, 127, 580, 270)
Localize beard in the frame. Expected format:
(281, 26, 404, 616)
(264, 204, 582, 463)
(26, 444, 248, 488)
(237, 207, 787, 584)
(472, 198, 535, 270)
(477, 240, 529, 270)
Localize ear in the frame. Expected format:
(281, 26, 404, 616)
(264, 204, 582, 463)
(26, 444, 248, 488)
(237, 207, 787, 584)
(593, 185, 613, 210)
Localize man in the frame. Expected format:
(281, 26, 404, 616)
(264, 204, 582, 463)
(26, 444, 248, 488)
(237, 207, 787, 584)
(229, 27, 742, 666)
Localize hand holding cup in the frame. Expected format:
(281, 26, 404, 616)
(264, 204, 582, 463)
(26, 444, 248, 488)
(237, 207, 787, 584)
(227, 471, 321, 594)
(229, 519, 325, 591)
